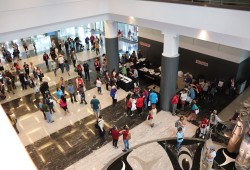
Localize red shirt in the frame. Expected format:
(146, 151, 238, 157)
(171, 95, 179, 104)
(110, 129, 119, 140)
(136, 97, 143, 108)
(121, 130, 129, 140)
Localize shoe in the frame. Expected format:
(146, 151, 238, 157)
(115, 146, 118, 149)
(51, 120, 55, 123)
(130, 114, 134, 116)
(85, 102, 87, 104)
(122, 149, 127, 152)
(74, 100, 78, 102)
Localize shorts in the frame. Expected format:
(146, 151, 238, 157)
(97, 87, 101, 92)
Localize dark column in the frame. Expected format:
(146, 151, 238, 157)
(105, 37, 119, 74)
(160, 56, 179, 111)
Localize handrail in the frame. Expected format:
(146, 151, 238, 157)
(143, 0, 250, 11)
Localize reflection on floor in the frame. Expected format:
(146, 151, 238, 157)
(25, 99, 152, 169)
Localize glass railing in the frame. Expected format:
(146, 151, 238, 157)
(144, 0, 250, 10)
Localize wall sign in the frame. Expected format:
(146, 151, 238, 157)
(139, 41, 151, 48)
(195, 59, 208, 67)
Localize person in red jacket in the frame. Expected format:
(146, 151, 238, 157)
(136, 94, 144, 116)
(171, 93, 179, 116)
(110, 125, 119, 148)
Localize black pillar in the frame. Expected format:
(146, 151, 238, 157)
(160, 56, 179, 111)
(105, 37, 119, 74)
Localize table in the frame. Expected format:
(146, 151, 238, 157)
(117, 74, 134, 92)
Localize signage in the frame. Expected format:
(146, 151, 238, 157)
(139, 41, 151, 48)
(195, 59, 208, 67)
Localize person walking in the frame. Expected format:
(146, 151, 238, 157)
(36, 67, 43, 82)
(187, 100, 199, 122)
(110, 86, 117, 105)
(176, 127, 184, 152)
(42, 102, 54, 123)
(56, 87, 63, 100)
(104, 71, 110, 91)
(171, 93, 179, 116)
(83, 61, 90, 80)
(38, 99, 46, 120)
(120, 125, 130, 152)
(90, 95, 101, 121)
(23, 62, 30, 75)
(147, 104, 157, 127)
(110, 125, 119, 148)
(203, 146, 217, 170)
(70, 49, 77, 68)
(59, 94, 69, 115)
(67, 81, 77, 103)
(142, 88, 149, 110)
(97, 116, 105, 138)
(76, 61, 83, 78)
(149, 89, 158, 107)
(51, 60, 57, 76)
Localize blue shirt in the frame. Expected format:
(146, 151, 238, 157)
(56, 90, 63, 99)
(188, 88, 195, 99)
(67, 85, 75, 94)
(149, 92, 158, 104)
(191, 104, 198, 111)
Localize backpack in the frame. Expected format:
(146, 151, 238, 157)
(128, 132, 131, 140)
(175, 120, 180, 128)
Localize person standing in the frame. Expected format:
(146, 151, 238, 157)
(19, 71, 27, 90)
(203, 146, 217, 170)
(64, 59, 70, 76)
(104, 71, 110, 91)
(76, 61, 83, 78)
(175, 116, 186, 132)
(94, 58, 101, 74)
(136, 94, 144, 116)
(95, 42, 100, 55)
(125, 93, 132, 116)
(59, 94, 69, 115)
(149, 89, 158, 107)
(209, 110, 223, 128)
(45, 94, 56, 114)
(58, 77, 66, 94)
(38, 99, 46, 120)
(57, 54, 65, 74)
(23, 62, 30, 75)
(96, 77, 102, 95)
(132, 67, 139, 86)
(110, 86, 117, 105)
(42, 102, 54, 123)
(67, 81, 77, 103)
(30, 62, 37, 79)
(97, 116, 105, 138)
(56, 87, 63, 100)
(78, 84, 87, 104)
(120, 125, 130, 152)
(85, 36, 90, 50)
(110, 125, 119, 148)
(83, 61, 90, 80)
(142, 88, 149, 110)
(187, 100, 199, 122)
(180, 89, 188, 111)
(51, 60, 57, 76)
(9, 113, 19, 134)
(90, 95, 101, 121)
(36, 67, 43, 82)
(70, 49, 77, 68)
(176, 127, 184, 152)
(43, 52, 50, 70)
(171, 93, 179, 116)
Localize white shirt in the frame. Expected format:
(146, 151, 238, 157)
(58, 56, 64, 64)
(181, 93, 188, 101)
(133, 69, 138, 78)
(98, 119, 104, 131)
(96, 80, 102, 87)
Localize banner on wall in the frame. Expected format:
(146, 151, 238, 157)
(195, 59, 208, 67)
(139, 41, 151, 48)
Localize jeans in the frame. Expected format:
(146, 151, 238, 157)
(84, 71, 90, 80)
(172, 104, 177, 115)
(45, 111, 53, 123)
(176, 141, 182, 150)
(123, 139, 129, 150)
(59, 63, 64, 73)
(48, 104, 55, 113)
(144, 98, 147, 109)
(33, 70, 37, 79)
(70, 93, 77, 102)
